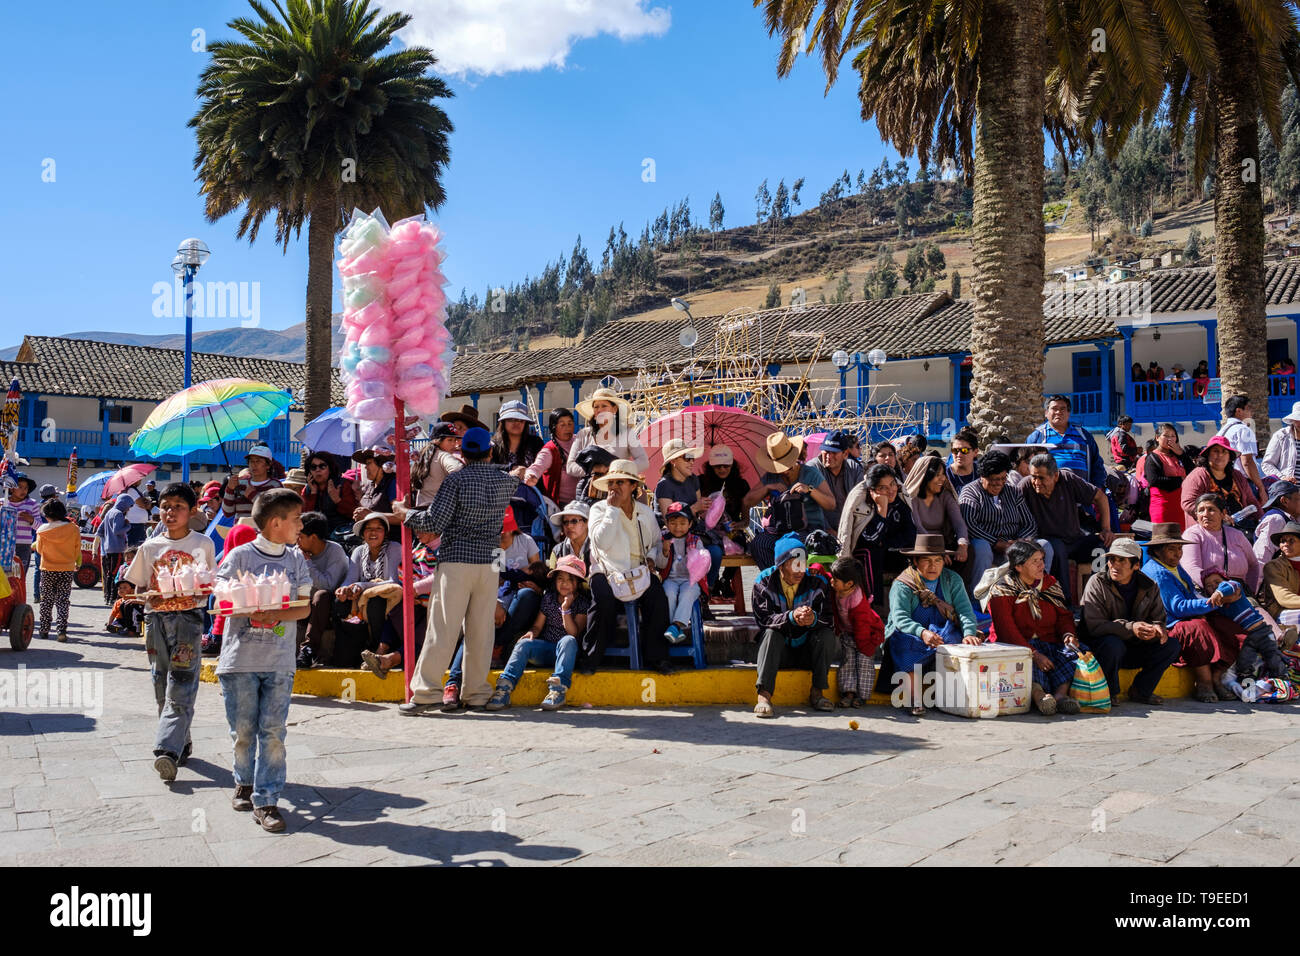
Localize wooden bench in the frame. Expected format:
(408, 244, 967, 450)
(714, 554, 758, 614)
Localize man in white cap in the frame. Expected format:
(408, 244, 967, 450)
(1262, 401, 1300, 485)
(221, 444, 282, 521)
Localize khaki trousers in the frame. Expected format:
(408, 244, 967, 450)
(409, 562, 500, 706)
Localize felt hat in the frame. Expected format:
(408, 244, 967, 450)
(549, 555, 588, 580)
(351, 511, 392, 539)
(441, 403, 487, 431)
(575, 387, 631, 421)
(1271, 520, 1300, 546)
(351, 444, 395, 465)
(662, 438, 704, 465)
(764, 432, 805, 474)
(1147, 522, 1194, 548)
(549, 500, 591, 526)
(591, 459, 644, 491)
(898, 533, 954, 557)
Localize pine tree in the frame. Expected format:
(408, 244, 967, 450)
(755, 178, 771, 227)
(763, 279, 781, 309)
(950, 270, 962, 298)
(791, 177, 804, 210)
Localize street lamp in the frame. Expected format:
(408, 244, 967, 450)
(172, 238, 210, 482)
(832, 349, 850, 411)
(672, 298, 699, 404)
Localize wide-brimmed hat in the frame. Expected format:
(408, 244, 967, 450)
(707, 445, 734, 467)
(1148, 522, 1194, 548)
(591, 458, 644, 491)
(1104, 537, 1143, 562)
(1284, 402, 1300, 425)
(662, 438, 704, 465)
(351, 444, 395, 465)
(1271, 520, 1300, 546)
(549, 500, 591, 526)
(441, 403, 487, 430)
(246, 444, 273, 461)
(575, 387, 631, 421)
(497, 400, 533, 424)
(764, 432, 805, 473)
(1203, 435, 1237, 462)
(549, 555, 588, 580)
(898, 533, 953, 557)
(1263, 480, 1300, 514)
(352, 511, 392, 538)
(282, 467, 309, 490)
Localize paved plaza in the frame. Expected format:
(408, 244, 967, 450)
(3, 583, 1300, 867)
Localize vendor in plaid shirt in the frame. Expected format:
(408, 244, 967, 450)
(394, 426, 519, 714)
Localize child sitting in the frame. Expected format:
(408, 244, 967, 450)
(660, 502, 706, 645)
(34, 498, 81, 642)
(827, 556, 885, 707)
(1201, 571, 1289, 679)
(487, 555, 592, 711)
(105, 546, 143, 635)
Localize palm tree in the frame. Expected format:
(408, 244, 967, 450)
(190, 0, 454, 420)
(1163, 1, 1300, 438)
(754, 0, 1211, 439)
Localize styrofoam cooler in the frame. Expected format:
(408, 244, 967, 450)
(934, 643, 1032, 718)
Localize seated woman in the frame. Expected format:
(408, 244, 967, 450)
(987, 540, 1083, 715)
(300, 452, 358, 537)
(1079, 538, 1182, 705)
(351, 446, 398, 522)
(838, 463, 918, 605)
(548, 500, 591, 565)
(885, 534, 981, 716)
(1183, 493, 1262, 614)
(1180, 437, 1259, 527)
(744, 432, 834, 570)
(904, 453, 971, 582)
(656, 438, 722, 588)
(699, 444, 753, 593)
(524, 408, 578, 507)
(491, 399, 545, 474)
(1261, 521, 1300, 633)
(488, 555, 593, 712)
(585, 459, 673, 675)
(334, 512, 403, 666)
(566, 387, 649, 479)
(361, 530, 439, 679)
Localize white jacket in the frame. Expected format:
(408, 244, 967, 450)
(1262, 426, 1300, 480)
(565, 425, 650, 479)
(588, 499, 667, 575)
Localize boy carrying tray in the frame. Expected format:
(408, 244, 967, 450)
(215, 488, 313, 833)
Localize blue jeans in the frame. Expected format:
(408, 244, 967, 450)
(662, 577, 700, 628)
(148, 610, 203, 757)
(219, 671, 294, 809)
(501, 636, 579, 689)
(448, 587, 540, 686)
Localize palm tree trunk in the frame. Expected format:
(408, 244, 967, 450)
(304, 187, 339, 424)
(967, 0, 1046, 440)
(1208, 1, 1270, 437)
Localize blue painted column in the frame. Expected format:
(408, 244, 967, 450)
(838, 366, 848, 411)
(766, 363, 783, 423)
(535, 382, 548, 438)
(853, 353, 868, 416)
(470, 392, 480, 411)
(948, 353, 962, 426)
(1198, 320, 1218, 378)
(1120, 328, 1134, 419)
(100, 400, 111, 462)
(1097, 341, 1115, 427)
(569, 379, 583, 426)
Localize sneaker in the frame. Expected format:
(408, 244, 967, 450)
(541, 685, 567, 710)
(231, 785, 254, 811)
(398, 700, 439, 716)
(296, 646, 315, 670)
(441, 683, 461, 712)
(252, 806, 287, 833)
(105, 621, 123, 634)
(56, 632, 68, 643)
(664, 623, 685, 645)
(154, 753, 178, 783)
(485, 680, 514, 711)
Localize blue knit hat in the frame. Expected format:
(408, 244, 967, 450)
(773, 533, 807, 569)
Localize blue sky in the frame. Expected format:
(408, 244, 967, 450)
(0, 0, 897, 346)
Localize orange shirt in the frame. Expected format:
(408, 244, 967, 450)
(34, 521, 81, 572)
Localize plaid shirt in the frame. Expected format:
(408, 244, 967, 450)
(404, 462, 518, 565)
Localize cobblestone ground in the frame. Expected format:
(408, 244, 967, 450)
(3, 583, 1300, 866)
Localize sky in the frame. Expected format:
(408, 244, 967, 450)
(0, 0, 899, 347)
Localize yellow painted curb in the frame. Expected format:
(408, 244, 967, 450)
(200, 659, 1195, 707)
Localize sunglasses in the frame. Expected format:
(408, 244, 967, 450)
(309, 462, 329, 471)
(561, 518, 585, 526)
(952, 447, 973, 454)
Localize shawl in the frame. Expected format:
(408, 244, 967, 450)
(989, 571, 1069, 622)
(896, 566, 959, 625)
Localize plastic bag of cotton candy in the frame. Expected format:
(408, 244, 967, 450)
(336, 209, 455, 423)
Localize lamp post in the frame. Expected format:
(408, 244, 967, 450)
(672, 297, 699, 405)
(172, 238, 210, 483)
(832, 349, 850, 412)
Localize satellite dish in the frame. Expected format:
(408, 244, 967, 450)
(679, 326, 700, 350)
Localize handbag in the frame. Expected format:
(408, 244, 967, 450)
(606, 509, 653, 601)
(1068, 651, 1111, 712)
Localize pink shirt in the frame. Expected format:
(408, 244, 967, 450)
(1182, 522, 1261, 594)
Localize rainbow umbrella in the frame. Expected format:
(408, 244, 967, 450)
(129, 379, 291, 460)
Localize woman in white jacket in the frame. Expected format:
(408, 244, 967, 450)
(583, 460, 672, 674)
(1262, 404, 1300, 482)
(566, 388, 649, 479)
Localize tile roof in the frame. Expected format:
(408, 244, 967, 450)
(1069, 261, 1300, 316)
(1, 336, 343, 408)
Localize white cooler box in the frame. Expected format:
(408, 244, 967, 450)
(934, 643, 1032, 718)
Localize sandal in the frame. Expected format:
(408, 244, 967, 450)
(910, 705, 926, 717)
(808, 692, 833, 712)
(1035, 693, 1058, 716)
(359, 650, 389, 680)
(1195, 682, 1218, 704)
(836, 692, 856, 708)
(753, 697, 775, 719)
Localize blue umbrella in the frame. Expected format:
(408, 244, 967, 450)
(294, 407, 357, 456)
(73, 470, 118, 503)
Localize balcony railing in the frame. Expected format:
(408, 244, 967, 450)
(1128, 373, 1296, 423)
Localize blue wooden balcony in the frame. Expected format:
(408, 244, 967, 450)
(1128, 373, 1296, 424)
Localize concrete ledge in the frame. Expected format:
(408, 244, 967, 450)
(199, 660, 1196, 707)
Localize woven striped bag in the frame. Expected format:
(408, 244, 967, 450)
(1069, 651, 1111, 712)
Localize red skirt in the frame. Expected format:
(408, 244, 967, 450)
(1170, 615, 1245, 669)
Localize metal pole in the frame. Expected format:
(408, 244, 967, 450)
(395, 399, 415, 701)
(182, 262, 195, 483)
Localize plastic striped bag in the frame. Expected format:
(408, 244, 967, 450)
(1069, 651, 1111, 712)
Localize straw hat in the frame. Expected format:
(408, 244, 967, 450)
(575, 387, 630, 421)
(764, 432, 805, 473)
(898, 533, 953, 557)
(591, 459, 644, 491)
(282, 467, 309, 491)
(662, 438, 704, 465)
(1147, 522, 1193, 548)
(352, 511, 392, 539)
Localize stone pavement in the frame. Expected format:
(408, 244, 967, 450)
(3, 583, 1300, 866)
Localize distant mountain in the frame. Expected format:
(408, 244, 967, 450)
(0, 319, 345, 363)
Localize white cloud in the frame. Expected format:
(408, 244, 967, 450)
(398, 0, 672, 77)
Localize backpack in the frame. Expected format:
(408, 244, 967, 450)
(768, 491, 808, 535)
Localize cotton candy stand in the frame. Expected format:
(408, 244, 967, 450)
(335, 209, 454, 700)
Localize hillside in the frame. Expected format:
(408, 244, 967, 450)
(0, 320, 346, 364)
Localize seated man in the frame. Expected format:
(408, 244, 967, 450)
(295, 510, 357, 668)
(1023, 453, 1113, 605)
(958, 450, 1047, 591)
(1079, 538, 1181, 706)
(751, 533, 837, 719)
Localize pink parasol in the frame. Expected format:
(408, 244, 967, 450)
(102, 462, 158, 500)
(635, 405, 779, 485)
